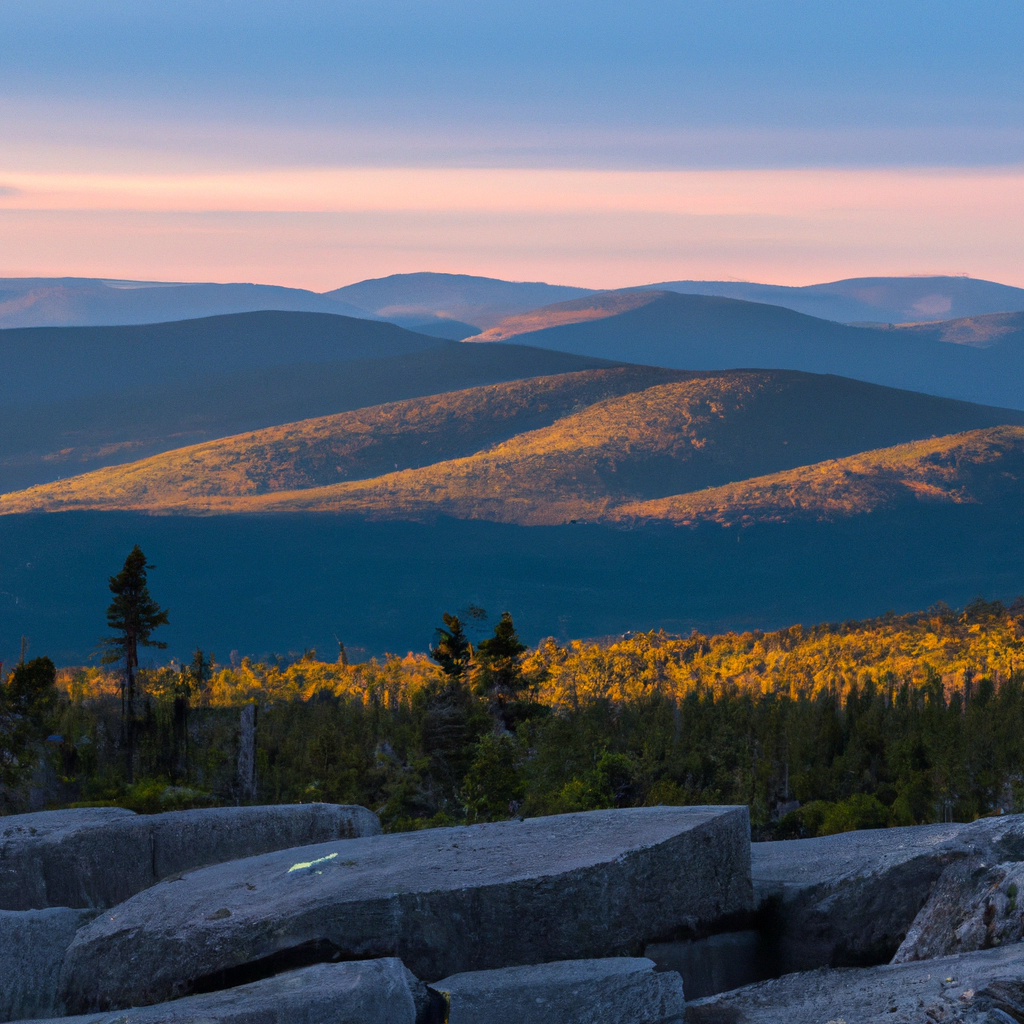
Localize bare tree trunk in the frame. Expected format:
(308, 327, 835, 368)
(238, 703, 257, 803)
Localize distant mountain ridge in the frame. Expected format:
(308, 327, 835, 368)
(0, 278, 375, 329)
(644, 276, 1024, 325)
(3, 272, 1022, 332)
(467, 291, 1024, 410)
(324, 272, 593, 330)
(0, 310, 445, 407)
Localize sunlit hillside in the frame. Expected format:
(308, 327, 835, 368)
(882, 310, 1024, 349)
(612, 425, 1024, 526)
(463, 289, 661, 342)
(5, 370, 1023, 522)
(0, 367, 684, 512)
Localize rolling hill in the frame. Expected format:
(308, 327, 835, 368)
(324, 272, 593, 330)
(4, 369, 1022, 521)
(0, 278, 376, 329)
(0, 341, 616, 493)
(645, 276, 1024, 325)
(465, 291, 1024, 410)
(1, 310, 448, 408)
(873, 311, 1024, 350)
(612, 426, 1024, 526)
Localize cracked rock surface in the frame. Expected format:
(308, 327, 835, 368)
(59, 806, 752, 1013)
(433, 956, 685, 1024)
(686, 942, 1024, 1024)
(752, 816, 1024, 972)
(8, 959, 424, 1024)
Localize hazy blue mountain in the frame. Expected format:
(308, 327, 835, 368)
(6, 273, 1023, 333)
(1, 310, 445, 407)
(394, 317, 483, 340)
(476, 291, 1024, 409)
(644, 276, 1024, 325)
(878, 311, 1024, 350)
(0, 339, 616, 493)
(0, 278, 376, 329)
(325, 272, 593, 329)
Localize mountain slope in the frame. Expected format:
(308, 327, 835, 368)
(0, 278, 375, 329)
(467, 291, 1024, 410)
(324, 272, 593, 329)
(1, 310, 447, 408)
(6, 370, 1022, 521)
(0, 343, 618, 493)
(612, 426, 1024, 526)
(880, 311, 1024, 350)
(645, 276, 1024, 324)
(464, 290, 660, 342)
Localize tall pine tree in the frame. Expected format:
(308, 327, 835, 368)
(101, 546, 168, 780)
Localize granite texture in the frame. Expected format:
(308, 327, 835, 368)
(0, 803, 381, 911)
(60, 806, 752, 1012)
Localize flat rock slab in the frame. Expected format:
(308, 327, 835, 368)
(895, 858, 1024, 962)
(686, 942, 1024, 1024)
(433, 957, 685, 1024)
(0, 906, 97, 1022)
(0, 803, 381, 911)
(751, 814, 1024, 971)
(60, 806, 752, 1012)
(9, 959, 425, 1024)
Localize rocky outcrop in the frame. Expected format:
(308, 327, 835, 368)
(59, 806, 752, 1012)
(894, 858, 1024, 962)
(0, 907, 97, 1022)
(433, 957, 685, 1024)
(0, 803, 381, 911)
(148, 803, 381, 880)
(7, 959, 429, 1024)
(751, 815, 1024, 972)
(686, 942, 1024, 1024)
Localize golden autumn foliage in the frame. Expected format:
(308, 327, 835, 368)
(58, 652, 443, 709)
(526, 602, 1024, 709)
(58, 601, 1024, 712)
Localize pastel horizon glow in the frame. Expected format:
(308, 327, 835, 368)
(3, 2, 1023, 290)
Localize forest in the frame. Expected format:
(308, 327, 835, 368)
(3, 551, 1024, 839)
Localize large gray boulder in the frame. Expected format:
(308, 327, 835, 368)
(894, 858, 1024, 962)
(433, 957, 685, 1024)
(686, 942, 1024, 1024)
(0, 808, 148, 912)
(0, 907, 97, 1022)
(7, 959, 427, 1024)
(60, 806, 752, 1013)
(148, 803, 381, 880)
(0, 803, 381, 911)
(752, 814, 1024, 972)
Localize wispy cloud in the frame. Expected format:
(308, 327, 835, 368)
(0, 185, 19, 197)
(1, 165, 1021, 290)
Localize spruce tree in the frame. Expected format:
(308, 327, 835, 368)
(476, 611, 528, 728)
(101, 546, 168, 779)
(429, 613, 471, 681)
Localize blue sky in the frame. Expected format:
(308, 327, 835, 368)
(1, 2, 1022, 287)
(3, 0, 1022, 168)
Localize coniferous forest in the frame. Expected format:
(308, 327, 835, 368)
(3, 548, 1023, 838)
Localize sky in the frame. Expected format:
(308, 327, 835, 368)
(1, 1, 1022, 290)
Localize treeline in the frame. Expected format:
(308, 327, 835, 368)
(4, 600, 1024, 835)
